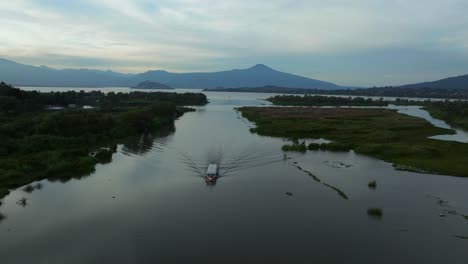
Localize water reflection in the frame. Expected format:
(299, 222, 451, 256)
(22, 183, 43, 194)
(120, 125, 174, 156)
(16, 198, 28, 207)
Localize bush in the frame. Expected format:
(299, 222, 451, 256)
(282, 142, 307, 152)
(94, 148, 114, 164)
(307, 143, 321, 150)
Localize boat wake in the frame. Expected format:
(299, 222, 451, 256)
(180, 144, 293, 180)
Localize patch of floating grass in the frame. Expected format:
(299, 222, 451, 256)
(307, 172, 321, 182)
(454, 235, 468, 240)
(368, 181, 377, 189)
(323, 183, 349, 200)
(367, 208, 383, 219)
(292, 164, 348, 199)
(0, 212, 5, 222)
(17, 197, 28, 207)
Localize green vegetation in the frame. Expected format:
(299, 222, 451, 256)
(267, 94, 426, 107)
(368, 181, 377, 189)
(0, 188, 8, 199)
(424, 101, 468, 130)
(0, 82, 208, 200)
(307, 142, 352, 152)
(292, 164, 348, 200)
(206, 86, 468, 99)
(268, 95, 468, 133)
(323, 183, 349, 200)
(239, 107, 468, 177)
(367, 208, 383, 218)
(268, 95, 392, 106)
(282, 142, 307, 152)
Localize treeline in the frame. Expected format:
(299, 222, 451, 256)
(0, 82, 207, 114)
(205, 85, 468, 99)
(0, 83, 207, 201)
(319, 86, 468, 99)
(267, 95, 418, 106)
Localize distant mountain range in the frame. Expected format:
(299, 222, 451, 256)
(1, 58, 467, 90)
(0, 59, 340, 89)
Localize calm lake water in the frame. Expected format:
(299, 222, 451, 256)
(1, 88, 467, 263)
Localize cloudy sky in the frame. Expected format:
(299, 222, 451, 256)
(1, 0, 468, 86)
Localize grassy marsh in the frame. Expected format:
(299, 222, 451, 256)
(239, 107, 468, 177)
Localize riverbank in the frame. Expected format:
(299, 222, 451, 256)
(0, 83, 208, 201)
(239, 107, 468, 177)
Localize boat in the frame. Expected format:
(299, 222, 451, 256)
(206, 164, 218, 184)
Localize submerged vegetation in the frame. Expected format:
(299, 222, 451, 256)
(292, 163, 349, 200)
(367, 208, 383, 218)
(0, 82, 208, 200)
(239, 107, 468, 177)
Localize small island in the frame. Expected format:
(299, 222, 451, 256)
(132, 80, 173, 90)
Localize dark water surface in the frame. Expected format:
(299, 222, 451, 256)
(1, 89, 467, 263)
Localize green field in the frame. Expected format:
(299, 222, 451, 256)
(239, 107, 468, 177)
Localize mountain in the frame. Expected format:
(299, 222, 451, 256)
(136, 64, 340, 89)
(0, 59, 341, 89)
(0, 58, 133, 87)
(401, 74, 468, 89)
